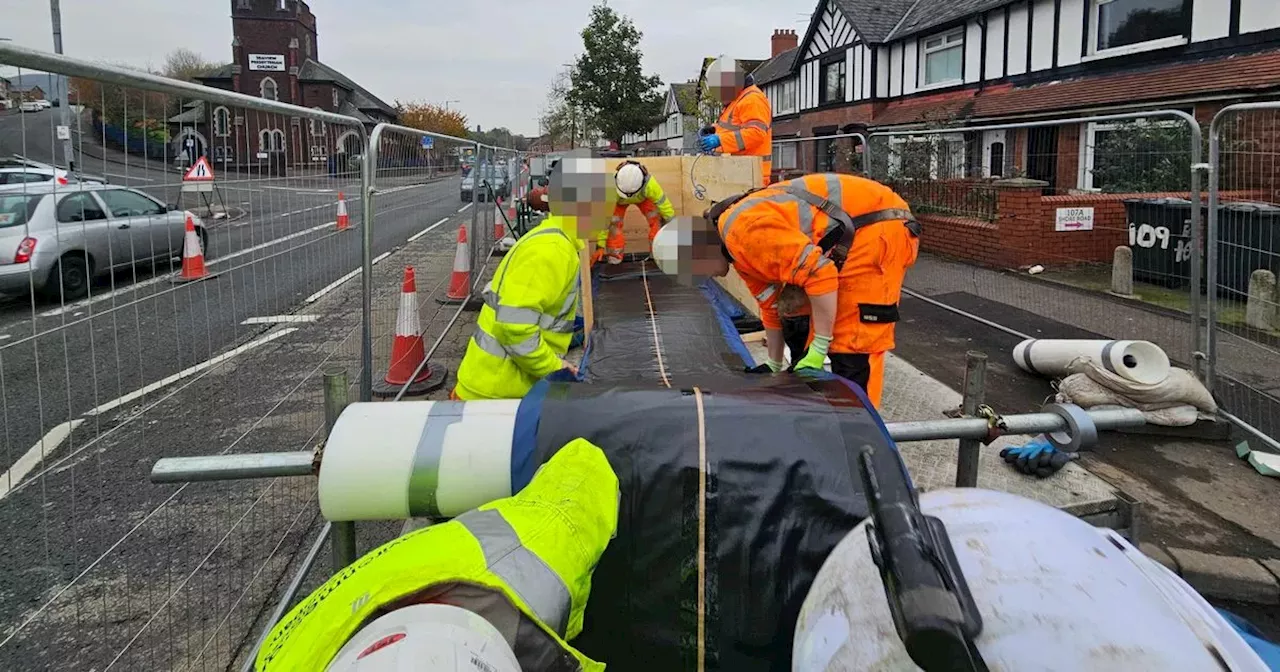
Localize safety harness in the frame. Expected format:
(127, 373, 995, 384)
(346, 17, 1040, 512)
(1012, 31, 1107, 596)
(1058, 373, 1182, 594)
(704, 182, 921, 271)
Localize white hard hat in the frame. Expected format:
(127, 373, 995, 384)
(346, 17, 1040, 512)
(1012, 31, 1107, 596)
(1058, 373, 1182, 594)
(615, 162, 645, 198)
(327, 603, 521, 672)
(650, 219, 683, 276)
(793, 488, 1269, 671)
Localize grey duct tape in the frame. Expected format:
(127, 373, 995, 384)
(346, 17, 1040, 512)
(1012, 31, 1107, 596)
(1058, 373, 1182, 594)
(406, 402, 465, 517)
(1042, 403, 1098, 452)
(1020, 339, 1041, 376)
(1099, 340, 1119, 375)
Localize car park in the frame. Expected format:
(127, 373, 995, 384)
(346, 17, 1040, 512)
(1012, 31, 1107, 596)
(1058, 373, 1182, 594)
(0, 183, 208, 300)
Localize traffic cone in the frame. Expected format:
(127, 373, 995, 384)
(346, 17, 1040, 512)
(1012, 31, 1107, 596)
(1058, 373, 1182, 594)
(493, 198, 507, 241)
(505, 195, 516, 220)
(372, 266, 447, 398)
(437, 223, 480, 308)
(171, 214, 218, 284)
(336, 192, 350, 231)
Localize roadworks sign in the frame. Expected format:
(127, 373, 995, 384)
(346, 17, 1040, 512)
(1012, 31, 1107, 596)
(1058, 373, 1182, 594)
(184, 156, 216, 182)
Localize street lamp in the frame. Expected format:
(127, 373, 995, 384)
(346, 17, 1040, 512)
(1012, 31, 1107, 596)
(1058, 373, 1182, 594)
(444, 100, 460, 111)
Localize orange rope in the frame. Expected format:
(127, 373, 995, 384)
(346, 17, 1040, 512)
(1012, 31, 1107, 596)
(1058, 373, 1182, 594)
(640, 262, 671, 388)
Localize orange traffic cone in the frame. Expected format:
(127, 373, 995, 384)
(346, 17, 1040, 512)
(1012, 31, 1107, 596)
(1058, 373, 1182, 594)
(336, 192, 350, 231)
(171, 214, 218, 283)
(372, 266, 447, 398)
(437, 224, 480, 308)
(494, 198, 507, 241)
(505, 195, 516, 220)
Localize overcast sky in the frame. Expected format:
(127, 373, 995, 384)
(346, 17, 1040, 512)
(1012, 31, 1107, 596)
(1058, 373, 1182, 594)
(1, 0, 812, 136)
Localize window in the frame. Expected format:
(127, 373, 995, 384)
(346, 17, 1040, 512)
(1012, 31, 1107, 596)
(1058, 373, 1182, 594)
(1091, 0, 1187, 54)
(1, 194, 48, 228)
(56, 192, 107, 222)
(888, 134, 966, 179)
(309, 109, 325, 136)
(304, 34, 312, 58)
(260, 128, 286, 152)
(260, 77, 278, 101)
(772, 142, 797, 171)
(332, 88, 340, 109)
(213, 106, 231, 137)
(816, 137, 838, 172)
(921, 29, 964, 86)
(819, 59, 845, 105)
(98, 189, 165, 218)
(1079, 119, 1186, 191)
(1, 172, 48, 185)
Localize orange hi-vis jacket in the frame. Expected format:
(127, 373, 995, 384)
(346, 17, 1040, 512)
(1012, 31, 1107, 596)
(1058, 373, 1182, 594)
(716, 173, 920, 355)
(714, 85, 773, 183)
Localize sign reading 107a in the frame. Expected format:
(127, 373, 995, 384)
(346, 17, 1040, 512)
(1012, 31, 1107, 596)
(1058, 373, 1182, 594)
(1129, 219, 1193, 263)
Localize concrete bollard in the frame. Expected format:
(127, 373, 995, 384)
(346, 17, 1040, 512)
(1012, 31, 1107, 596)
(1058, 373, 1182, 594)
(1245, 269, 1278, 331)
(1110, 246, 1137, 298)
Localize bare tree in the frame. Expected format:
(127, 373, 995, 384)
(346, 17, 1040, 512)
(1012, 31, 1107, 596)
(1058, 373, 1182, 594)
(163, 48, 217, 82)
(539, 67, 593, 149)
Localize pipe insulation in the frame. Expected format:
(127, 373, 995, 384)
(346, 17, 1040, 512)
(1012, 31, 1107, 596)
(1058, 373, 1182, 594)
(1012, 339, 1170, 385)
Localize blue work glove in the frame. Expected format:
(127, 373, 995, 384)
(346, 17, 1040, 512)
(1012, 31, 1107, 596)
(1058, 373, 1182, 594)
(999, 435, 1077, 478)
(793, 334, 831, 372)
(700, 133, 721, 152)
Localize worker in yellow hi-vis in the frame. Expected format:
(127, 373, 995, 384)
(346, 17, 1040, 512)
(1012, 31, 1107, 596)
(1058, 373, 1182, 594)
(595, 160, 676, 265)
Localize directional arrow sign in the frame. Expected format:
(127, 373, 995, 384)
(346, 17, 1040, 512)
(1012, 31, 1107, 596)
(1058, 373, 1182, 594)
(183, 156, 216, 182)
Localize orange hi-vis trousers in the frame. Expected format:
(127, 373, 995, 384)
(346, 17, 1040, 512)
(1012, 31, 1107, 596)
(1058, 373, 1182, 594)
(599, 200, 662, 263)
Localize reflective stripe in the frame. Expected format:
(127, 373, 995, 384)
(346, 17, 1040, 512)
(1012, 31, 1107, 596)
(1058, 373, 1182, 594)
(456, 509, 572, 637)
(472, 326, 544, 359)
(733, 130, 746, 150)
(754, 284, 778, 303)
(791, 243, 821, 283)
(824, 173, 842, 210)
(654, 195, 669, 208)
(484, 288, 575, 333)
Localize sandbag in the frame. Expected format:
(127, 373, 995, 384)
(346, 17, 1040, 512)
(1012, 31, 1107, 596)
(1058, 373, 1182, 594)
(1064, 358, 1217, 413)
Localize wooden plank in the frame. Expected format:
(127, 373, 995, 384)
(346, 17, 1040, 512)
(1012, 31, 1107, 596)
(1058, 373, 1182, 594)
(684, 155, 764, 317)
(605, 157, 685, 254)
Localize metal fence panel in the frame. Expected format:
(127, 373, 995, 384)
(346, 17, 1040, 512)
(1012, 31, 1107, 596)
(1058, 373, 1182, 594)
(0, 43, 373, 671)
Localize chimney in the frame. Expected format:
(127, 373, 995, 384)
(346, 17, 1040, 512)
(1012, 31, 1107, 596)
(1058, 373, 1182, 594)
(771, 29, 798, 58)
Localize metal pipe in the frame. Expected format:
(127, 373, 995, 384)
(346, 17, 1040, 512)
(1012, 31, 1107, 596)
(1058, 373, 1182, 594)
(359, 125, 377, 403)
(149, 452, 314, 483)
(324, 368, 357, 571)
(887, 407, 1145, 443)
(239, 521, 331, 672)
(954, 351, 987, 487)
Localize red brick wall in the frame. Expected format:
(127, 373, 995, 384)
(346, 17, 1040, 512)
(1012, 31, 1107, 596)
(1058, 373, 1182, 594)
(918, 214, 1005, 267)
(1054, 124, 1081, 193)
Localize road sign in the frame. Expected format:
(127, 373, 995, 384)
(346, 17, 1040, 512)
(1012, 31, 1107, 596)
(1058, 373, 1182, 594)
(421, 136, 434, 150)
(56, 125, 70, 140)
(183, 156, 216, 182)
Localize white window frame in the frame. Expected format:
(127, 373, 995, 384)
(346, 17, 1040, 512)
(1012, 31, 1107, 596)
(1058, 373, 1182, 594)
(919, 28, 965, 89)
(309, 108, 326, 137)
(1085, 0, 1188, 60)
(888, 133, 966, 180)
(260, 76, 279, 101)
(772, 141, 798, 171)
(1077, 118, 1181, 190)
(260, 128, 286, 152)
(212, 106, 231, 138)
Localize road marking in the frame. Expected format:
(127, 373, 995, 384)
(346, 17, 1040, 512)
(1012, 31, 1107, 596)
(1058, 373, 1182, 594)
(105, 173, 157, 182)
(242, 315, 319, 325)
(278, 196, 361, 218)
(85, 328, 298, 417)
(39, 221, 338, 317)
(263, 186, 335, 194)
(407, 217, 450, 243)
(0, 419, 85, 501)
(458, 203, 472, 213)
(304, 252, 391, 304)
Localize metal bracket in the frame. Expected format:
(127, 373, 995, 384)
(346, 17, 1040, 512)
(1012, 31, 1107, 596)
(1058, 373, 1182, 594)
(1042, 403, 1098, 452)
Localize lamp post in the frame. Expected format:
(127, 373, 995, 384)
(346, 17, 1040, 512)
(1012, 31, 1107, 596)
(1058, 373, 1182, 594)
(50, 0, 75, 171)
(444, 100, 460, 112)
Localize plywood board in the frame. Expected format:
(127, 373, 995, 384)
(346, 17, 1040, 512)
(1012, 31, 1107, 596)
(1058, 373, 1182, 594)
(604, 157, 685, 254)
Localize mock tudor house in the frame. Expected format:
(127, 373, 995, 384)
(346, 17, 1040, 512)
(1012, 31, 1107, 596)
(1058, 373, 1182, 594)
(752, 0, 1280, 191)
(168, 0, 396, 172)
(621, 82, 700, 155)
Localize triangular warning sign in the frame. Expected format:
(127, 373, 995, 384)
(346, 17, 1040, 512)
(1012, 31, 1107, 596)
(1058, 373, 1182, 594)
(183, 156, 216, 182)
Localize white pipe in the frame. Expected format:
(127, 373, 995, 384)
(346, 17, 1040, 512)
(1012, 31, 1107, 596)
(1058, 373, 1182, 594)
(1012, 339, 1169, 385)
(319, 400, 518, 521)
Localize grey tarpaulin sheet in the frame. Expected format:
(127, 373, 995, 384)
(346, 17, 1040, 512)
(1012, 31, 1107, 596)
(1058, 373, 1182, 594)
(510, 377, 905, 671)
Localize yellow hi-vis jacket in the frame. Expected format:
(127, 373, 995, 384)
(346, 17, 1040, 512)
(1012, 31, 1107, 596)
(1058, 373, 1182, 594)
(254, 437, 619, 672)
(455, 216, 583, 400)
(596, 175, 676, 250)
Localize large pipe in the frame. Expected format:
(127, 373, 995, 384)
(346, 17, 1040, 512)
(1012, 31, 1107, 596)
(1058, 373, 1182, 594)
(1012, 339, 1170, 385)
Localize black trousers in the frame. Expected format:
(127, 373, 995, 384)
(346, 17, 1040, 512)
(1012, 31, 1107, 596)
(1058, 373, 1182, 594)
(780, 315, 872, 392)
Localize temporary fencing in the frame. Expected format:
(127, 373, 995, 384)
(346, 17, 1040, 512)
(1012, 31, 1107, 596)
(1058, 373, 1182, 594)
(0, 42, 520, 670)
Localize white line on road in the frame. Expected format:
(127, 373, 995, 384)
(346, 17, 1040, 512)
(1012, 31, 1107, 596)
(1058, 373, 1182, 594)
(85, 328, 299, 417)
(263, 186, 335, 194)
(304, 252, 391, 304)
(242, 315, 320, 325)
(39, 221, 338, 318)
(0, 419, 85, 501)
(407, 217, 450, 243)
(458, 203, 472, 213)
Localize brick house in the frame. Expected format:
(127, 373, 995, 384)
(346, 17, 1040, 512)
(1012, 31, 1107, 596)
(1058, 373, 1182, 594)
(0, 77, 10, 109)
(746, 0, 1280, 269)
(12, 84, 46, 102)
(167, 0, 396, 172)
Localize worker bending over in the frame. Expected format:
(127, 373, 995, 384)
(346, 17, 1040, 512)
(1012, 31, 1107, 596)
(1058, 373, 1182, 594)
(255, 437, 619, 671)
(699, 58, 774, 185)
(652, 173, 919, 407)
(596, 160, 675, 265)
(454, 150, 615, 400)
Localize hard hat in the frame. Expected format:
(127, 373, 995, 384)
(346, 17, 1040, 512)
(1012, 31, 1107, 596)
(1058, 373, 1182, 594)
(327, 603, 521, 672)
(650, 219, 684, 276)
(793, 488, 1269, 672)
(615, 161, 646, 198)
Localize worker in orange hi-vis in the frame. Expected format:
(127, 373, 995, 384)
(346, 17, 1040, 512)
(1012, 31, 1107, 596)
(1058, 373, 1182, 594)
(699, 58, 774, 185)
(650, 173, 921, 408)
(595, 160, 676, 265)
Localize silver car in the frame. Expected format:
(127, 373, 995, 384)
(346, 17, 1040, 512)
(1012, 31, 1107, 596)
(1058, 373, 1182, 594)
(0, 183, 209, 300)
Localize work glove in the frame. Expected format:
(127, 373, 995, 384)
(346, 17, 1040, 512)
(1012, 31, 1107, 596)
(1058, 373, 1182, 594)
(999, 435, 1078, 479)
(745, 358, 785, 374)
(700, 134, 722, 153)
(793, 334, 831, 372)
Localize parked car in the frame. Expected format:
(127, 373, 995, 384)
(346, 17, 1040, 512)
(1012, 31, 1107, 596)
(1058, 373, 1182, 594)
(460, 165, 510, 203)
(0, 165, 108, 189)
(19, 101, 41, 113)
(0, 183, 208, 300)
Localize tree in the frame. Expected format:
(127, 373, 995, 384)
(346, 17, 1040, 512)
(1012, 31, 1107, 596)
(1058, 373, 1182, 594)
(569, 4, 665, 146)
(394, 101, 470, 139)
(540, 67, 592, 149)
(470, 127, 530, 151)
(162, 48, 217, 82)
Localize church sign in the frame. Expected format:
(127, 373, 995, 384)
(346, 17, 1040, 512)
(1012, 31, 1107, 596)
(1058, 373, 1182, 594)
(248, 54, 286, 71)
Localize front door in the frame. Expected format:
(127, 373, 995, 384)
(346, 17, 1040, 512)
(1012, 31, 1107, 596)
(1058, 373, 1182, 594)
(1026, 127, 1058, 189)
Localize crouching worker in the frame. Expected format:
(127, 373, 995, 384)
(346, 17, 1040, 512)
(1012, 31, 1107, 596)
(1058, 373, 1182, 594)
(254, 438, 620, 672)
(651, 173, 920, 408)
(453, 150, 616, 400)
(595, 160, 675, 265)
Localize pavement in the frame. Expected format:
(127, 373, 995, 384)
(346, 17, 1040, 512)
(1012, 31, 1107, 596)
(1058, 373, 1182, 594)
(0, 108, 498, 670)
